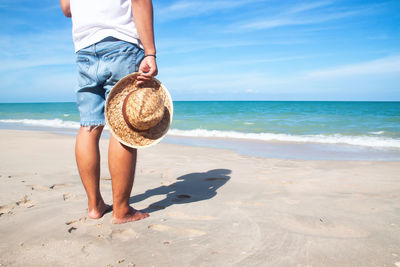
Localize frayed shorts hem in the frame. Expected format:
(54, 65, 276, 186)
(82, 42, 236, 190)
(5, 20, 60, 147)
(80, 122, 106, 132)
(80, 121, 105, 127)
(81, 121, 105, 132)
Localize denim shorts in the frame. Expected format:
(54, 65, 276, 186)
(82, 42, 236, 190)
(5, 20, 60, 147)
(75, 37, 144, 126)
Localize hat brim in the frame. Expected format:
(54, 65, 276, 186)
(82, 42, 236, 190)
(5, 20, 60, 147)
(105, 73, 173, 149)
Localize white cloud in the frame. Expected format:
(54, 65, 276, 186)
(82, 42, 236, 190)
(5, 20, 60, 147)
(306, 55, 400, 78)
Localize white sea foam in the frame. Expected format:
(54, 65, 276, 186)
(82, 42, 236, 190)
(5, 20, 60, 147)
(0, 118, 112, 130)
(168, 129, 400, 149)
(1, 119, 399, 149)
(0, 119, 81, 129)
(369, 131, 385, 135)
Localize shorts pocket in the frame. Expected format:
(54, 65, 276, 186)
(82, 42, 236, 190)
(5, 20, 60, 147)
(105, 51, 137, 79)
(104, 42, 139, 59)
(75, 54, 93, 88)
(76, 55, 90, 71)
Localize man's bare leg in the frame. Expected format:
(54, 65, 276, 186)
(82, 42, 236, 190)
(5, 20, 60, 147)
(109, 134, 149, 224)
(75, 126, 111, 219)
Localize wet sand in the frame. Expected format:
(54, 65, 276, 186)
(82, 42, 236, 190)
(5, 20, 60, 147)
(0, 130, 399, 266)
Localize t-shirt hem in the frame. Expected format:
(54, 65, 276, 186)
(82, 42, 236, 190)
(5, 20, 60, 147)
(74, 31, 142, 52)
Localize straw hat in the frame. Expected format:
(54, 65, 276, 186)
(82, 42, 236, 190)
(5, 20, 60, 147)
(105, 72, 173, 148)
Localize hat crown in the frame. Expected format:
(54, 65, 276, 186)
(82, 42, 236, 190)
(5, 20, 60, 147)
(106, 72, 173, 148)
(123, 88, 165, 131)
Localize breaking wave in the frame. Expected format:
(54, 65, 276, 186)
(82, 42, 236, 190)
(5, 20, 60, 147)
(1, 119, 399, 149)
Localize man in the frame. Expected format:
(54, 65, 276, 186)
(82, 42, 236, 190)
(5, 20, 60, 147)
(60, 0, 157, 224)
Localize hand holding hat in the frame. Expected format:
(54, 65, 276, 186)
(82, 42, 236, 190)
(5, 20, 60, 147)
(105, 73, 173, 148)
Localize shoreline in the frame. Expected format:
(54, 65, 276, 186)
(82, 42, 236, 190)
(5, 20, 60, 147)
(1, 125, 400, 161)
(0, 129, 399, 266)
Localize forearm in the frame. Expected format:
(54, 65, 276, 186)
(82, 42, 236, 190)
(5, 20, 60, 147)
(60, 0, 71, 17)
(131, 0, 156, 55)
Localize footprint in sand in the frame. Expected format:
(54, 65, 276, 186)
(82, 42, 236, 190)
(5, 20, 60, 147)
(148, 224, 205, 237)
(0, 205, 13, 216)
(63, 193, 74, 201)
(65, 217, 114, 238)
(15, 195, 35, 208)
(27, 184, 50, 191)
(49, 183, 71, 190)
(0, 195, 35, 216)
(110, 228, 137, 241)
(65, 216, 88, 226)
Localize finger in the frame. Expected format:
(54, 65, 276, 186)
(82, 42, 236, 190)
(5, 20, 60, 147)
(138, 69, 157, 79)
(135, 77, 149, 85)
(147, 67, 158, 77)
(144, 65, 158, 76)
(136, 76, 152, 86)
(137, 73, 152, 80)
(138, 71, 153, 76)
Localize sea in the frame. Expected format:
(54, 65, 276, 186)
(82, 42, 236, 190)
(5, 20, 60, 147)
(1, 101, 400, 161)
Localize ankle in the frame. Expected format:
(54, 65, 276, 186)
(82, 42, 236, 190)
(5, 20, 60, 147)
(88, 197, 105, 211)
(112, 204, 131, 218)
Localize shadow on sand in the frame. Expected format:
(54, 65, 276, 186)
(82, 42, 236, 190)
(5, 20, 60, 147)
(130, 169, 231, 213)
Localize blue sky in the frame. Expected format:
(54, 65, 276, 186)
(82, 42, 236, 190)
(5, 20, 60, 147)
(0, 0, 399, 102)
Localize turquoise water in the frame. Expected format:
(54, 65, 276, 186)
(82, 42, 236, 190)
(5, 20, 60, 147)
(173, 101, 400, 137)
(1, 101, 400, 149)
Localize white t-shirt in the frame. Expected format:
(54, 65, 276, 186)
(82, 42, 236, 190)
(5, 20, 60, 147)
(70, 0, 141, 52)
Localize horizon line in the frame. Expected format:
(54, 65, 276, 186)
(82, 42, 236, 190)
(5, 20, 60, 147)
(1, 100, 400, 104)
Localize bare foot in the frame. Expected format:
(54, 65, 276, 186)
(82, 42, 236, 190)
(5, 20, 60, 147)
(111, 207, 149, 224)
(88, 201, 112, 219)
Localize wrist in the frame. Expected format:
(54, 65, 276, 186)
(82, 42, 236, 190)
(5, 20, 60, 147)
(144, 48, 156, 55)
(144, 54, 156, 59)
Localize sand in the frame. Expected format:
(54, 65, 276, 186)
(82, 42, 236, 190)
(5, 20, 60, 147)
(0, 129, 399, 266)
